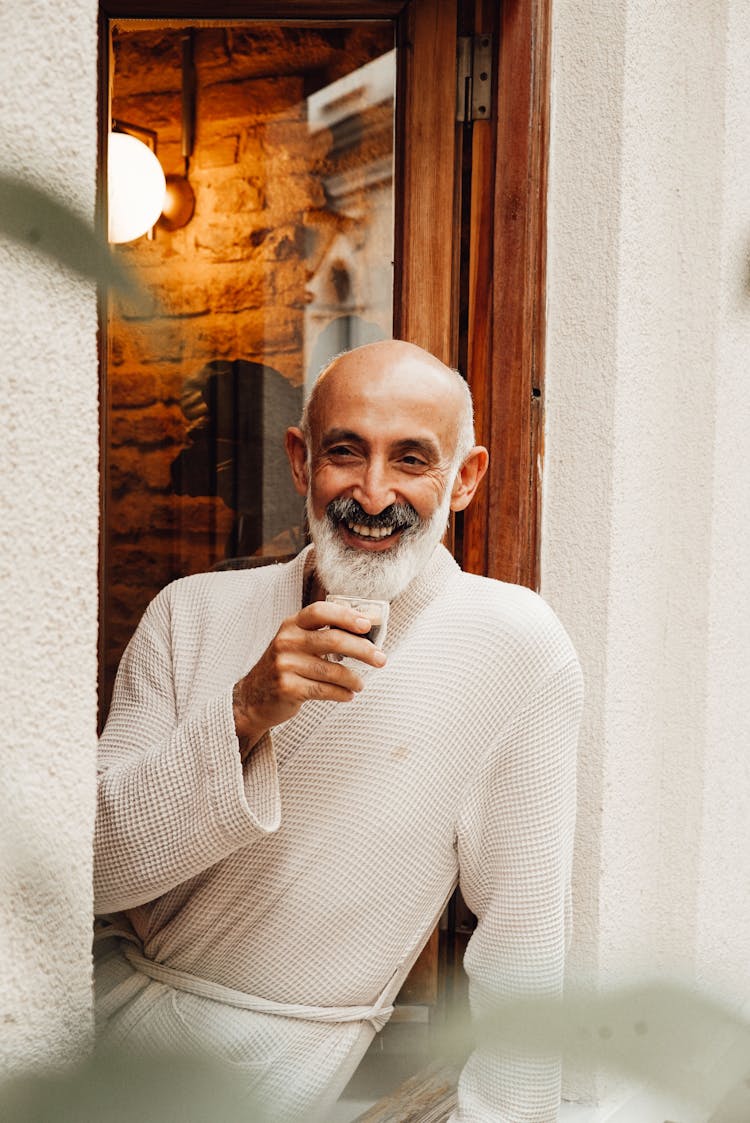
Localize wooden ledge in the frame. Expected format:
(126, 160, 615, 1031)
(353, 1061, 459, 1123)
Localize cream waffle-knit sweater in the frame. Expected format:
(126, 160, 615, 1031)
(95, 544, 582, 1122)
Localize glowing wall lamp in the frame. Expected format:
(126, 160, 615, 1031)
(108, 125, 166, 244)
(107, 31, 196, 243)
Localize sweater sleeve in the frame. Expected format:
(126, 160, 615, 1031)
(450, 656, 583, 1123)
(94, 589, 281, 914)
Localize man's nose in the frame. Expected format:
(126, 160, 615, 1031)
(351, 461, 397, 514)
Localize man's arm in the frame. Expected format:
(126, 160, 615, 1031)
(95, 585, 385, 914)
(95, 587, 283, 914)
(452, 656, 583, 1122)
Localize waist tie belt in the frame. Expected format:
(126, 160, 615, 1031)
(123, 946, 395, 1034)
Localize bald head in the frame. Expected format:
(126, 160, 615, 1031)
(301, 340, 476, 469)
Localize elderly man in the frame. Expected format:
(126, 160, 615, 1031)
(95, 340, 582, 1122)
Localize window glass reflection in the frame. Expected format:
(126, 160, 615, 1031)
(104, 23, 395, 713)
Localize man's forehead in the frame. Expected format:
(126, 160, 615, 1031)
(304, 340, 466, 458)
(316, 344, 460, 413)
(314, 374, 459, 450)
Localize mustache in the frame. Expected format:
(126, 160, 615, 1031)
(326, 497, 420, 533)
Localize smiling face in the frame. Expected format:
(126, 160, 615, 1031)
(286, 341, 488, 599)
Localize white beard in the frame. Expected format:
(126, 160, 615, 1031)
(307, 484, 454, 602)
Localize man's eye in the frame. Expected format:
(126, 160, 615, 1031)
(329, 446, 354, 457)
(400, 455, 427, 467)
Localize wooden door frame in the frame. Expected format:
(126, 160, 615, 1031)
(460, 0, 551, 593)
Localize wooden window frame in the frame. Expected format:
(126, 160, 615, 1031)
(460, 0, 551, 592)
(98, 0, 552, 586)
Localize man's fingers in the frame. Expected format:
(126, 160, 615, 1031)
(278, 604, 387, 667)
(296, 600, 373, 634)
(304, 679, 357, 703)
(273, 625, 382, 667)
(292, 654, 364, 695)
(306, 627, 387, 667)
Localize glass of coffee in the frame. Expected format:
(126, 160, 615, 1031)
(325, 594, 389, 655)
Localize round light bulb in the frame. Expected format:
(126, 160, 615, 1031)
(108, 132, 167, 244)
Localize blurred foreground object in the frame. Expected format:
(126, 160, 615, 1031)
(0, 1048, 263, 1123)
(0, 173, 141, 300)
(431, 980, 750, 1123)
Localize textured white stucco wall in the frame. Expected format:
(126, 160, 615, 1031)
(544, 0, 750, 1107)
(0, 0, 99, 1073)
(696, 0, 750, 1006)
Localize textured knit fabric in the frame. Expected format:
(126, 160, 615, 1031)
(95, 544, 582, 1122)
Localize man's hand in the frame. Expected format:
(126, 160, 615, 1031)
(232, 601, 387, 755)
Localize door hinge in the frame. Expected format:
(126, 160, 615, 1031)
(456, 34, 493, 122)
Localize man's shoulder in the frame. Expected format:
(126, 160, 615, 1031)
(153, 558, 294, 619)
(451, 568, 558, 625)
(448, 568, 578, 669)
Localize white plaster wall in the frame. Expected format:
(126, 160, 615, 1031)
(542, 2, 628, 1014)
(0, 0, 99, 1074)
(696, 0, 750, 1006)
(544, 0, 750, 1108)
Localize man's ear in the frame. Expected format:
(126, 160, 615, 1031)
(285, 427, 309, 497)
(449, 446, 489, 511)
